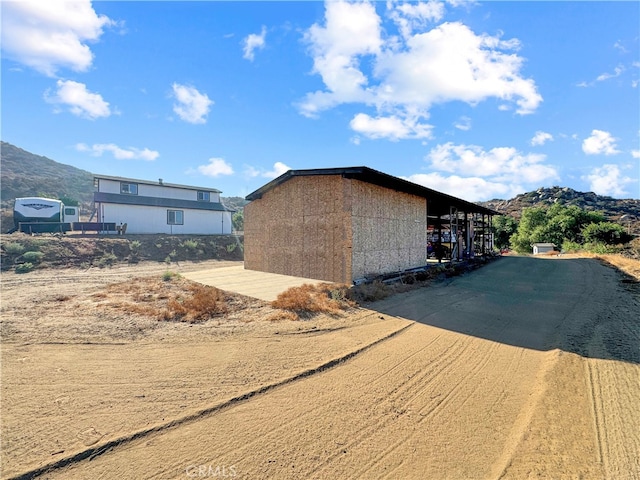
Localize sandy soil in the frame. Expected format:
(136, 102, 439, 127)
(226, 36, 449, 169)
(1, 256, 639, 479)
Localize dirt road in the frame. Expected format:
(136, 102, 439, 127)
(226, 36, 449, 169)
(2, 256, 639, 479)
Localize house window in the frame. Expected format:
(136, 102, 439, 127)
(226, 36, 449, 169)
(120, 182, 138, 195)
(167, 210, 184, 225)
(197, 191, 210, 202)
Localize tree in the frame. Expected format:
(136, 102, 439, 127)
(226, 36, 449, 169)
(58, 196, 79, 206)
(232, 210, 244, 232)
(509, 204, 609, 253)
(582, 222, 632, 245)
(509, 207, 547, 253)
(492, 215, 518, 250)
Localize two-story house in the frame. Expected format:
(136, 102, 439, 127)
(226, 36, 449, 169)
(93, 175, 233, 234)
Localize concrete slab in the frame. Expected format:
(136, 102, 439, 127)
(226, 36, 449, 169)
(182, 264, 328, 302)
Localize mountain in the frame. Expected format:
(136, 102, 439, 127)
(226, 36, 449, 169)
(1, 141, 95, 205)
(480, 186, 640, 234)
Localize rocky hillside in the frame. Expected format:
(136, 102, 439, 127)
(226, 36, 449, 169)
(481, 186, 640, 234)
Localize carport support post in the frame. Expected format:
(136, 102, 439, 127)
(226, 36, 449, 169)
(464, 212, 469, 258)
(482, 214, 486, 255)
(438, 214, 443, 264)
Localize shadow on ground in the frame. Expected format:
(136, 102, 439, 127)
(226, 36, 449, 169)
(370, 256, 640, 365)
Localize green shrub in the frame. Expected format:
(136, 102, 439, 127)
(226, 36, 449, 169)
(22, 251, 45, 263)
(181, 239, 199, 250)
(226, 243, 237, 253)
(96, 252, 118, 267)
(162, 271, 180, 281)
(561, 240, 582, 253)
(15, 262, 34, 274)
(4, 242, 25, 255)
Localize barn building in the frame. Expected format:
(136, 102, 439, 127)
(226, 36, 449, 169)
(93, 175, 233, 235)
(244, 167, 497, 284)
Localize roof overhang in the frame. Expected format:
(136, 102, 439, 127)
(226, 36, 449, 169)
(245, 166, 499, 217)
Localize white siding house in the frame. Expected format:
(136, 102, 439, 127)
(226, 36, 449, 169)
(93, 175, 233, 234)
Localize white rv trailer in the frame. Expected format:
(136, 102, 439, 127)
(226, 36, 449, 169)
(12, 197, 79, 232)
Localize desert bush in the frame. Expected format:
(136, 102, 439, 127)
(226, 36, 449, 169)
(272, 283, 355, 316)
(162, 270, 180, 282)
(22, 251, 44, 263)
(3, 242, 25, 255)
(181, 239, 199, 250)
(15, 262, 34, 274)
(164, 284, 227, 322)
(96, 252, 118, 267)
(349, 281, 392, 303)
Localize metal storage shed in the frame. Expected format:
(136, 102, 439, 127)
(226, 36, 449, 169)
(244, 166, 498, 284)
(532, 243, 556, 255)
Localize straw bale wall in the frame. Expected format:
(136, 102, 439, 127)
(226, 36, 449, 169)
(244, 175, 352, 283)
(349, 179, 427, 280)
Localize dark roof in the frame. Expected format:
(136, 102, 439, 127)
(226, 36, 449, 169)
(94, 192, 233, 212)
(245, 166, 499, 217)
(94, 174, 222, 193)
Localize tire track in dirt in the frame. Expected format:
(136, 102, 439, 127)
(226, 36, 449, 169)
(6, 321, 413, 480)
(41, 322, 550, 480)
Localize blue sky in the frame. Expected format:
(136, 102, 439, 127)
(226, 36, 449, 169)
(2, 1, 639, 201)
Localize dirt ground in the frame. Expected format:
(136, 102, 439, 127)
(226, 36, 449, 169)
(1, 256, 639, 479)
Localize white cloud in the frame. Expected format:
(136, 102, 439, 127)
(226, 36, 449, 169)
(405, 172, 512, 202)
(263, 162, 291, 179)
(76, 143, 158, 161)
(427, 142, 558, 184)
(582, 164, 635, 197)
(454, 116, 471, 131)
(242, 26, 267, 61)
(1, 0, 116, 77)
(632, 150, 640, 159)
(614, 40, 627, 53)
(387, 0, 445, 38)
(350, 113, 432, 140)
(530, 131, 553, 146)
(171, 83, 213, 124)
(405, 142, 559, 201)
(44, 80, 111, 119)
(197, 158, 234, 177)
(578, 64, 625, 87)
(595, 64, 625, 82)
(299, 0, 382, 118)
(299, 3, 542, 140)
(244, 162, 291, 179)
(582, 129, 621, 155)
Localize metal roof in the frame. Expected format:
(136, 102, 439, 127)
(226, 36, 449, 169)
(94, 174, 222, 193)
(245, 166, 499, 217)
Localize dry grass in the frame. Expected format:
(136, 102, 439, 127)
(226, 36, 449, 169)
(163, 284, 227, 322)
(349, 281, 393, 303)
(596, 254, 640, 281)
(95, 275, 229, 323)
(271, 283, 355, 319)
